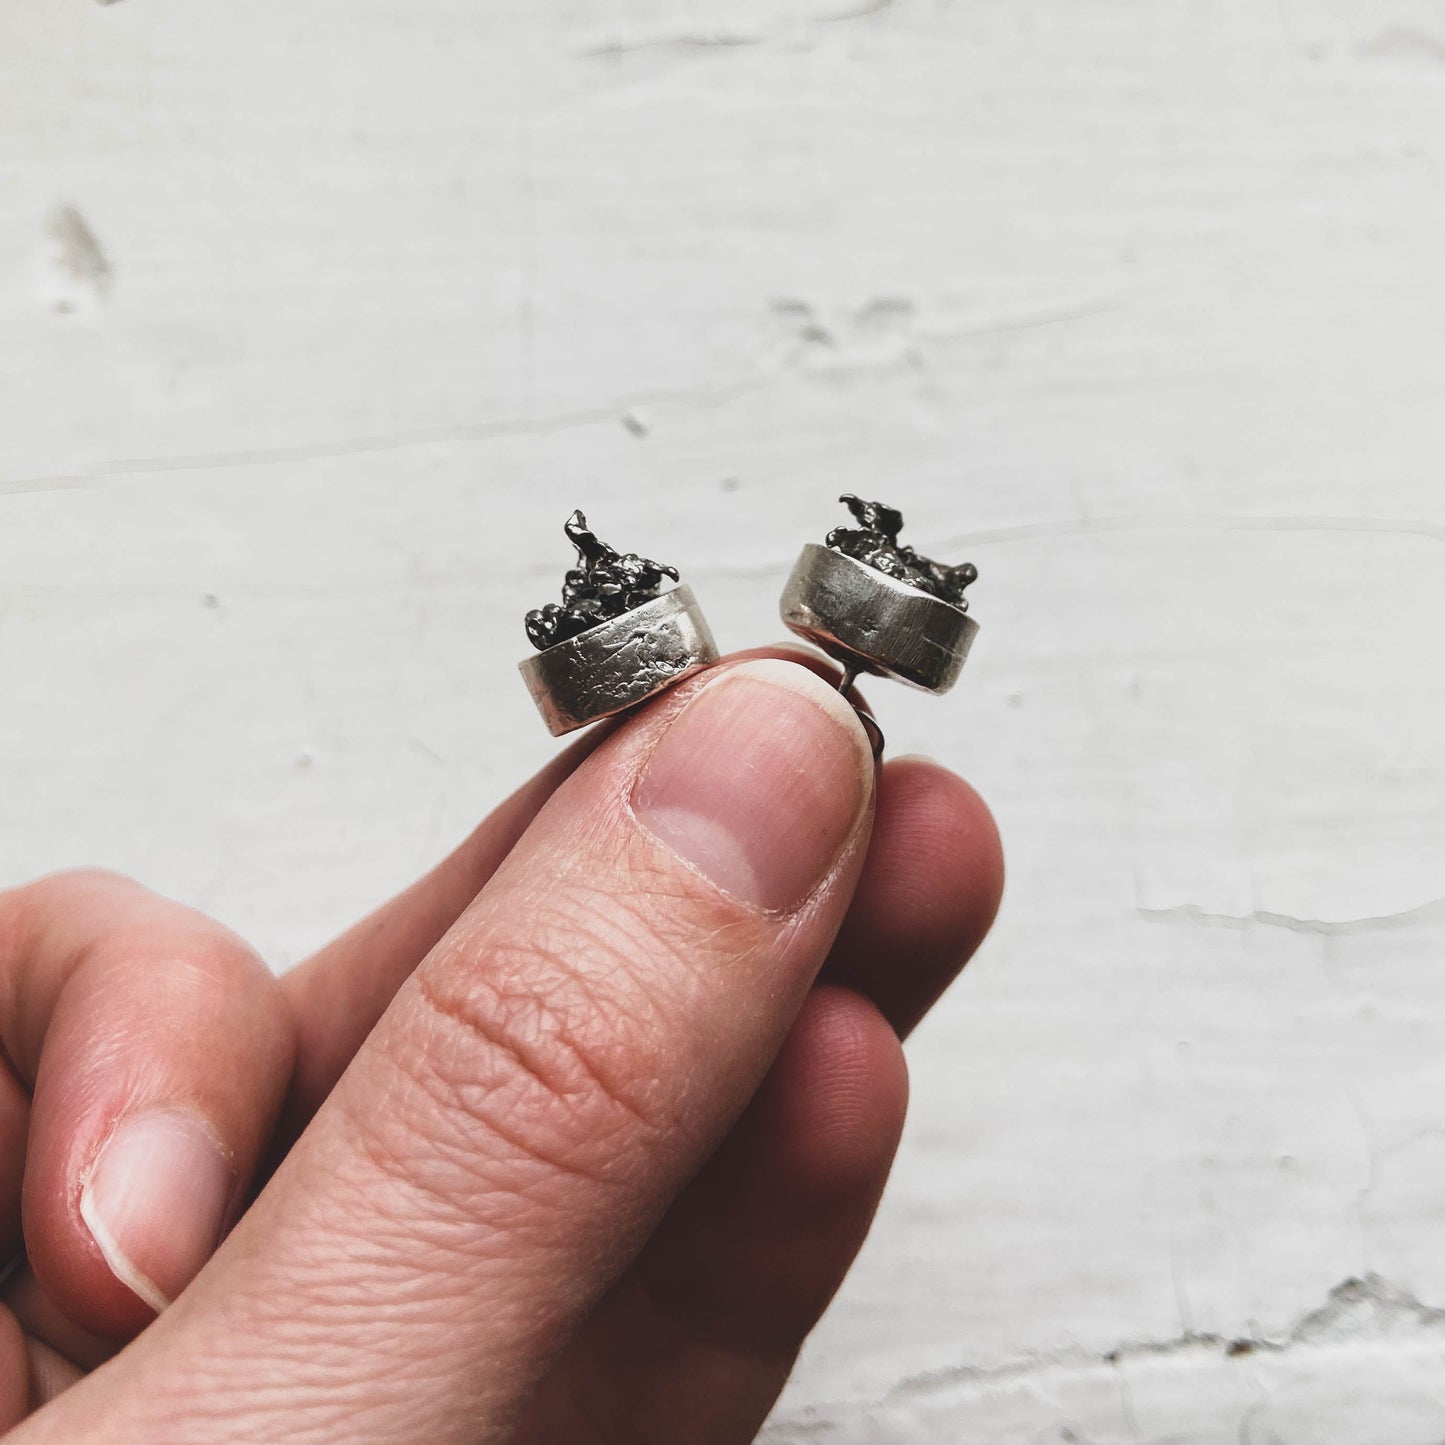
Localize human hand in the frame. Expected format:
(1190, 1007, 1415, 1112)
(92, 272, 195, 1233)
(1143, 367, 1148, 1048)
(0, 653, 1002, 1442)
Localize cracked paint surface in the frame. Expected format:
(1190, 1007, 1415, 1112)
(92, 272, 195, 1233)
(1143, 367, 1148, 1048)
(1, 1, 1443, 1440)
(769, 1277, 1445, 1443)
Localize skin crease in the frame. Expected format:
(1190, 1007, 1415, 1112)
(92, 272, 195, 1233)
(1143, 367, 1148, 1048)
(0, 650, 1003, 1442)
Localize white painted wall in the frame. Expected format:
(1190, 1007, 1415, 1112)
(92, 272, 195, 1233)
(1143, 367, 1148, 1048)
(3, 2, 1444, 1439)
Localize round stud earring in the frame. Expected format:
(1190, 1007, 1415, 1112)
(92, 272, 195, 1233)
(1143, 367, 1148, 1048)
(519, 510, 720, 736)
(779, 494, 980, 753)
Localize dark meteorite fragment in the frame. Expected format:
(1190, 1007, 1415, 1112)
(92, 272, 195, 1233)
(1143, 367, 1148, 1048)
(825, 494, 977, 611)
(526, 510, 681, 651)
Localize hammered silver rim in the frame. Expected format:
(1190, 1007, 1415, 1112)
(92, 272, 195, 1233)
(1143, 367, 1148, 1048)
(518, 585, 719, 735)
(779, 544, 978, 695)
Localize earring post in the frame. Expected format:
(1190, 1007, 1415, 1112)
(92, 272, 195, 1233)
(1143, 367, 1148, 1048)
(833, 662, 884, 760)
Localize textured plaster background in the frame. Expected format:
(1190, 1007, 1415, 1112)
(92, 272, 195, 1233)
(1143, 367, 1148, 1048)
(3, 2, 1444, 1440)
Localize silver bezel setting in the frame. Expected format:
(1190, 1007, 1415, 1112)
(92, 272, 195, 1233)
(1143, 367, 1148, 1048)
(519, 584, 719, 736)
(779, 543, 978, 695)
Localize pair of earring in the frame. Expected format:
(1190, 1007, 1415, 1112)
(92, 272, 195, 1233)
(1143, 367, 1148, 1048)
(517, 496, 980, 755)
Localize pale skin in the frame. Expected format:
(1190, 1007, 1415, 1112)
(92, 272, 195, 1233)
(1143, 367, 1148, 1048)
(0, 648, 1003, 1442)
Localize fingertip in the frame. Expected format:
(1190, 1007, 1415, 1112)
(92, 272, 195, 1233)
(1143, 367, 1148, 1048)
(724, 641, 837, 676)
(876, 755, 1005, 936)
(0, 1305, 28, 1429)
(78, 1107, 235, 1320)
(24, 1335, 81, 1411)
(759, 985, 907, 1208)
(826, 756, 1004, 1037)
(694, 643, 867, 710)
(628, 655, 874, 914)
(2, 1265, 113, 1374)
(14, 888, 296, 1341)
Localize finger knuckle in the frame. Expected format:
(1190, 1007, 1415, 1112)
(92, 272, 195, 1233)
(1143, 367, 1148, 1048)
(0, 868, 284, 1029)
(387, 893, 688, 1192)
(0, 868, 136, 965)
(2, 866, 138, 919)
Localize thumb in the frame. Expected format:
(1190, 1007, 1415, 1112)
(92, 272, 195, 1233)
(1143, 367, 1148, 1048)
(24, 659, 877, 1445)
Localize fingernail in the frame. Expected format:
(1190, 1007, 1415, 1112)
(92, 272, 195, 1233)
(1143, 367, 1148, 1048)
(633, 658, 874, 913)
(80, 1109, 234, 1314)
